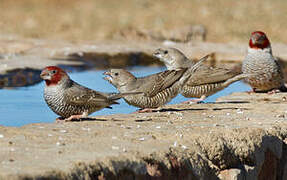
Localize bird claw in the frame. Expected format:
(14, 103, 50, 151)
(181, 99, 202, 104)
(55, 115, 84, 123)
(181, 96, 206, 104)
(267, 89, 280, 95)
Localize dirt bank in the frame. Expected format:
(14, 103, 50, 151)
(1, 92, 287, 179)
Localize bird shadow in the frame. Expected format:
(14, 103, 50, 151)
(69, 118, 108, 122)
(152, 101, 251, 112)
(156, 108, 208, 112)
(208, 101, 250, 104)
(134, 118, 152, 122)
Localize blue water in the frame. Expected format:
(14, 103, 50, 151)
(0, 66, 251, 127)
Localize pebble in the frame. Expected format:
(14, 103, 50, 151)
(0, 134, 4, 138)
(82, 127, 91, 131)
(236, 109, 243, 114)
(173, 141, 177, 147)
(112, 146, 119, 150)
(181, 145, 187, 149)
(139, 137, 145, 141)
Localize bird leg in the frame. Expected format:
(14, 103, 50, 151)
(56, 112, 88, 122)
(134, 108, 158, 113)
(247, 88, 256, 94)
(181, 95, 206, 104)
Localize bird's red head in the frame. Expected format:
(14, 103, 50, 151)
(249, 31, 270, 49)
(40, 66, 68, 86)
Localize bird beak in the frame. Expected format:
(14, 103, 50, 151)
(103, 71, 110, 76)
(40, 70, 51, 80)
(152, 51, 161, 59)
(103, 71, 112, 82)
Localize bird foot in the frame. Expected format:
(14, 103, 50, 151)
(267, 89, 280, 95)
(246, 88, 256, 94)
(181, 97, 205, 104)
(134, 108, 158, 113)
(55, 115, 84, 123)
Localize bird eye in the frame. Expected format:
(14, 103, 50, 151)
(115, 72, 119, 76)
(51, 70, 57, 74)
(164, 50, 168, 54)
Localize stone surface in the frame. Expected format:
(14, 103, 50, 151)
(218, 168, 245, 180)
(1, 37, 287, 74)
(1, 92, 287, 179)
(1, 36, 287, 88)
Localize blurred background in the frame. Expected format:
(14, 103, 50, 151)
(0, 0, 286, 43)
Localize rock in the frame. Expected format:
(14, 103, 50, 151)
(218, 168, 245, 180)
(1, 92, 287, 179)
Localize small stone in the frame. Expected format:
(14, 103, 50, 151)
(112, 146, 119, 150)
(173, 141, 177, 147)
(181, 145, 187, 149)
(155, 126, 161, 129)
(77, 51, 84, 57)
(218, 168, 244, 180)
(0, 134, 4, 138)
(139, 137, 145, 141)
(82, 127, 91, 131)
(237, 109, 243, 114)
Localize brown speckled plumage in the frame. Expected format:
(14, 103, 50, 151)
(153, 47, 245, 100)
(40, 66, 129, 119)
(242, 31, 285, 92)
(104, 57, 206, 109)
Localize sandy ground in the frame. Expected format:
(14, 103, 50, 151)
(1, 92, 287, 179)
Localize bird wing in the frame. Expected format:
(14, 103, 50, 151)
(185, 66, 239, 86)
(137, 69, 186, 97)
(63, 82, 114, 107)
(274, 57, 285, 79)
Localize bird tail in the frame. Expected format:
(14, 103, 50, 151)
(222, 73, 253, 88)
(279, 85, 287, 92)
(179, 54, 210, 86)
(107, 92, 143, 101)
